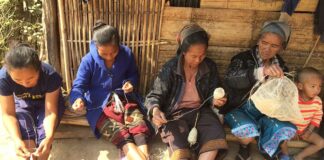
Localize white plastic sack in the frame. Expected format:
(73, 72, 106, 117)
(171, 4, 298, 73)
(250, 76, 303, 123)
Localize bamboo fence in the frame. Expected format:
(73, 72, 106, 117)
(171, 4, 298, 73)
(58, 0, 165, 94)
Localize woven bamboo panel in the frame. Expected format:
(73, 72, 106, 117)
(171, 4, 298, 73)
(58, 0, 165, 94)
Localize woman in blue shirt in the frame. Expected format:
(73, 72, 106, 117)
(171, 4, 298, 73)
(0, 44, 65, 160)
(69, 21, 150, 160)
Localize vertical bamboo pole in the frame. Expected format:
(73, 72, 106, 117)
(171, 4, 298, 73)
(113, 0, 117, 27)
(154, 0, 165, 73)
(58, 0, 71, 91)
(108, 0, 112, 25)
(143, 0, 153, 94)
(118, 0, 122, 36)
(99, 0, 103, 20)
(73, 0, 81, 78)
(93, 0, 98, 22)
(122, 0, 127, 44)
(88, 0, 94, 41)
(73, 1, 84, 77)
(149, 0, 159, 90)
(68, 0, 77, 81)
(82, 1, 87, 55)
(140, 0, 148, 94)
(126, 0, 132, 47)
(134, 0, 141, 65)
(131, 0, 138, 55)
(104, 0, 108, 23)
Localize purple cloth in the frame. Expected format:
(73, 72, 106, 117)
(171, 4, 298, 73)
(15, 98, 65, 146)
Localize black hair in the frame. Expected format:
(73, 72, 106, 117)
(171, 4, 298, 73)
(176, 31, 209, 55)
(296, 67, 323, 83)
(93, 20, 120, 46)
(4, 43, 41, 71)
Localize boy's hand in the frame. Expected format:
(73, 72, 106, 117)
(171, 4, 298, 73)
(122, 81, 133, 93)
(72, 98, 85, 112)
(152, 107, 167, 128)
(34, 137, 53, 157)
(301, 130, 312, 140)
(14, 140, 31, 158)
(213, 97, 227, 108)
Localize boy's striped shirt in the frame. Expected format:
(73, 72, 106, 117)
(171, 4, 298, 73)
(294, 96, 323, 134)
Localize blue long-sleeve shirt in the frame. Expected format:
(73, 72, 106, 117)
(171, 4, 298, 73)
(69, 41, 138, 138)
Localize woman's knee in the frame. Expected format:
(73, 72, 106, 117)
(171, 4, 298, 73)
(239, 137, 255, 145)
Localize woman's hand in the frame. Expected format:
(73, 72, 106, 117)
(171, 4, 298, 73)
(152, 107, 167, 127)
(263, 64, 284, 78)
(14, 140, 31, 158)
(33, 137, 53, 157)
(72, 98, 85, 112)
(213, 97, 227, 108)
(122, 81, 134, 93)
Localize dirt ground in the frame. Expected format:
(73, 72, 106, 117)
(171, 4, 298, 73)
(0, 114, 317, 160)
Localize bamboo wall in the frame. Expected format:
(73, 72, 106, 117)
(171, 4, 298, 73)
(158, 0, 324, 89)
(55, 0, 324, 95)
(58, 0, 165, 93)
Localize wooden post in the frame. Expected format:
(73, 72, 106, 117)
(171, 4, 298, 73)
(58, 0, 72, 91)
(42, 0, 61, 73)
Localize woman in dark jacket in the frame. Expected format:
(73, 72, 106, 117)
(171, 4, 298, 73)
(222, 21, 297, 160)
(145, 24, 228, 160)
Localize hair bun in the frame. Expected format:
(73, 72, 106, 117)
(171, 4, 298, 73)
(93, 20, 107, 32)
(15, 43, 31, 48)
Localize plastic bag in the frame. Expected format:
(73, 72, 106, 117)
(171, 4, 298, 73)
(250, 76, 303, 123)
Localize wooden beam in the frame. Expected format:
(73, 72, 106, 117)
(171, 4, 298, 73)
(54, 124, 94, 139)
(42, 0, 61, 72)
(200, 0, 319, 13)
(56, 119, 311, 148)
(60, 116, 89, 126)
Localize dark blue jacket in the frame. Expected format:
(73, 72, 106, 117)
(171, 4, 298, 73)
(69, 41, 138, 138)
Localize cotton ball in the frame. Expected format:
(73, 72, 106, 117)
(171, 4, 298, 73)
(212, 87, 225, 124)
(213, 87, 225, 99)
(187, 127, 198, 146)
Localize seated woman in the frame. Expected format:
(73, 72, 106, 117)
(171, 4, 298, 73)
(221, 21, 297, 160)
(145, 24, 228, 160)
(0, 44, 65, 160)
(69, 21, 151, 160)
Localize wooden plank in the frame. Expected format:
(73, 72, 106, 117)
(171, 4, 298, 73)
(161, 7, 254, 47)
(161, 7, 324, 52)
(163, 7, 253, 22)
(60, 116, 89, 126)
(200, 0, 319, 12)
(43, 0, 61, 73)
(158, 45, 324, 78)
(161, 20, 252, 47)
(57, 119, 311, 148)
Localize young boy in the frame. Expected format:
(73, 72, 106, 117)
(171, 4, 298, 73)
(293, 67, 324, 160)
